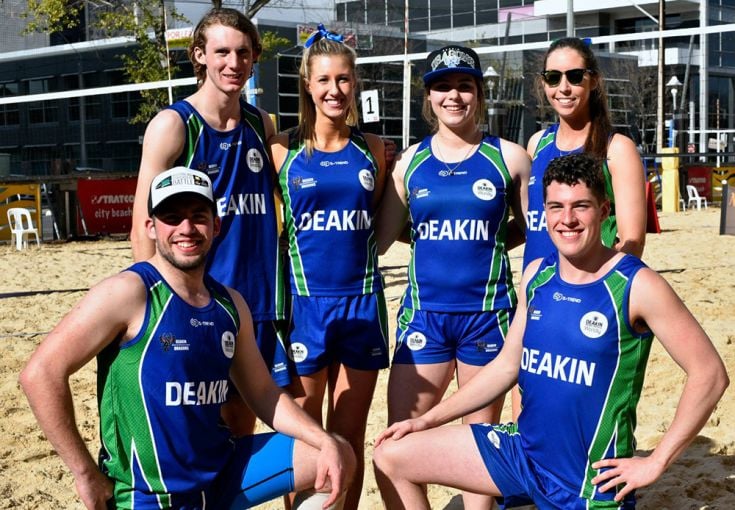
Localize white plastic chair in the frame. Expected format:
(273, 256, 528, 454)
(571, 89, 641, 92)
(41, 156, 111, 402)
(7, 207, 40, 250)
(686, 185, 707, 211)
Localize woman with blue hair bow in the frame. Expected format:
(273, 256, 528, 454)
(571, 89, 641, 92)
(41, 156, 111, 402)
(270, 23, 388, 510)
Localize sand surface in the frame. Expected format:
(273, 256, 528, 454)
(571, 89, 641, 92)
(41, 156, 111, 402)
(1, 208, 732, 509)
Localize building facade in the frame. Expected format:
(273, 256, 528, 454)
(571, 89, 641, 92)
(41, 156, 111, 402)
(335, 0, 735, 156)
(0, 0, 733, 178)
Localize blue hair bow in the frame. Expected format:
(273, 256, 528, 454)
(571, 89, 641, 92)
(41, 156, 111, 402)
(304, 23, 344, 49)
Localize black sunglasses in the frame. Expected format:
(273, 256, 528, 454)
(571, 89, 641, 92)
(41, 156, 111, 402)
(540, 68, 592, 87)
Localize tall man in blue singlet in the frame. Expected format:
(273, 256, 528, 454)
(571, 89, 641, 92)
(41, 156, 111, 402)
(21, 167, 355, 510)
(130, 8, 288, 435)
(373, 153, 728, 509)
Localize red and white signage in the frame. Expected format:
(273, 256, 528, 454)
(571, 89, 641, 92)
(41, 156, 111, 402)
(77, 178, 137, 235)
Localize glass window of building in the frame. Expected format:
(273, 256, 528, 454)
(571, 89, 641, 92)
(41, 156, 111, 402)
(453, 0, 475, 28)
(367, 0, 384, 24)
(477, 6, 498, 25)
(107, 70, 142, 120)
(63, 73, 102, 122)
(0, 81, 19, 126)
(107, 141, 140, 171)
(387, 1, 404, 28)
(430, 0, 451, 30)
(499, 0, 526, 7)
(344, 1, 365, 24)
(27, 77, 59, 124)
(409, 0, 429, 32)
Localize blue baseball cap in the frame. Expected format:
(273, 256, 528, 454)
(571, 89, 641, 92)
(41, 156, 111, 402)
(423, 45, 483, 86)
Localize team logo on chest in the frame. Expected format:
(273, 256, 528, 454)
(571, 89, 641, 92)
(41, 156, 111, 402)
(472, 179, 497, 201)
(410, 186, 431, 200)
(527, 305, 542, 321)
(292, 176, 318, 190)
(221, 331, 236, 358)
(247, 148, 264, 173)
(159, 332, 191, 352)
(358, 169, 375, 191)
(579, 311, 608, 339)
(553, 292, 582, 304)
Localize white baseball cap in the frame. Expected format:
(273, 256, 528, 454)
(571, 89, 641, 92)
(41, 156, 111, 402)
(148, 166, 215, 216)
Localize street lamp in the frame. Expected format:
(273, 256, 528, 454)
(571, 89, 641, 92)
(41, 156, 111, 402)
(666, 75, 682, 148)
(484, 65, 499, 103)
(484, 65, 500, 133)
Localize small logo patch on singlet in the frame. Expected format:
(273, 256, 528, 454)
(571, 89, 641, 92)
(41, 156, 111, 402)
(410, 187, 431, 200)
(358, 169, 375, 191)
(190, 318, 215, 327)
(579, 311, 608, 339)
(552, 292, 582, 304)
(472, 179, 497, 201)
(246, 148, 264, 173)
(528, 305, 542, 321)
(159, 333, 192, 352)
(292, 176, 318, 190)
(221, 331, 236, 358)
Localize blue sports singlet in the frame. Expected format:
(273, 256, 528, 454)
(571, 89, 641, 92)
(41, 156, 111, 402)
(518, 253, 653, 503)
(97, 262, 240, 508)
(168, 99, 285, 321)
(523, 124, 617, 269)
(401, 134, 517, 312)
(278, 128, 382, 297)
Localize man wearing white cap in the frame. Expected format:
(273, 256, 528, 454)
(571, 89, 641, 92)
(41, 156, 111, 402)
(21, 167, 355, 510)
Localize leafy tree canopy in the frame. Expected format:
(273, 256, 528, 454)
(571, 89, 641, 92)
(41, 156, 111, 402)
(22, 0, 287, 124)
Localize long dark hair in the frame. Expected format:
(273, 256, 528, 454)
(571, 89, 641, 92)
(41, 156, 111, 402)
(538, 38, 612, 159)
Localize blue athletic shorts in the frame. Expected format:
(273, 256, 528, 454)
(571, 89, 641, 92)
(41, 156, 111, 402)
(393, 307, 513, 366)
(287, 293, 389, 374)
(254, 319, 293, 387)
(210, 432, 296, 509)
(470, 423, 636, 510)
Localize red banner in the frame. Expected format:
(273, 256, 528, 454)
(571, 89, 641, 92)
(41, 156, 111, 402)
(77, 178, 137, 235)
(686, 166, 713, 201)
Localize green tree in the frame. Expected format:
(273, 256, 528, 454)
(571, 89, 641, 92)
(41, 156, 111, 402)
(98, 2, 188, 124)
(24, 0, 187, 124)
(23, 0, 286, 124)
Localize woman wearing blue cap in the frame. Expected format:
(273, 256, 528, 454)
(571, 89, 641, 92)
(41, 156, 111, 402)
(375, 44, 530, 510)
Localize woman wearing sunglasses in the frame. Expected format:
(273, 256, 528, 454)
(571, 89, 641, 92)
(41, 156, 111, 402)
(524, 37, 647, 270)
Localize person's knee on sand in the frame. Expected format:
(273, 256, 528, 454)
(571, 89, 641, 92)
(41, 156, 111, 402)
(293, 434, 358, 507)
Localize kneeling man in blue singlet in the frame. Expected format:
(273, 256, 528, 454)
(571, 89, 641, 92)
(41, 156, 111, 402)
(21, 167, 354, 510)
(373, 152, 728, 509)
